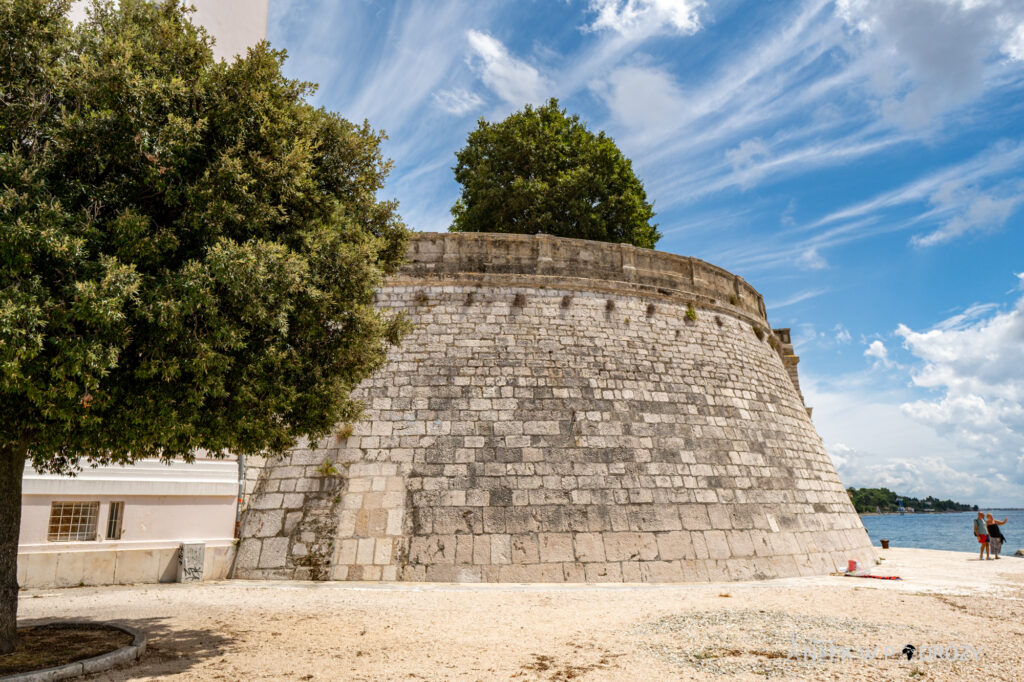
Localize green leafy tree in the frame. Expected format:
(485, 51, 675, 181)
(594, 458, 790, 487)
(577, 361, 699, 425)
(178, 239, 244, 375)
(0, 0, 407, 652)
(449, 98, 660, 248)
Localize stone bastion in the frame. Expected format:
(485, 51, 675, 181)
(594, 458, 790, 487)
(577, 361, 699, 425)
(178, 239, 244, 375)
(234, 232, 874, 583)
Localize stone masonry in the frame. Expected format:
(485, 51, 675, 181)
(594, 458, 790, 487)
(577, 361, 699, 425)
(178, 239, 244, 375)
(234, 232, 874, 582)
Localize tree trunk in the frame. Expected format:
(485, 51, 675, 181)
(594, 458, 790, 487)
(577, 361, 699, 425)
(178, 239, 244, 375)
(0, 446, 24, 655)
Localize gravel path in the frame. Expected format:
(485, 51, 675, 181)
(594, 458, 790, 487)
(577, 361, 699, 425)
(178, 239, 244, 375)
(16, 548, 1024, 680)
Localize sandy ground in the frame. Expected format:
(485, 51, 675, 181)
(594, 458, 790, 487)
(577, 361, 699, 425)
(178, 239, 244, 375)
(16, 548, 1024, 681)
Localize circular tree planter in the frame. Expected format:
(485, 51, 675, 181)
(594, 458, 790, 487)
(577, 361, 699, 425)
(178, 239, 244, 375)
(0, 622, 146, 681)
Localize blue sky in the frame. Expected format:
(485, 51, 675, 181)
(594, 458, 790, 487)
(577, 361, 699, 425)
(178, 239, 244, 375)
(266, 0, 1024, 506)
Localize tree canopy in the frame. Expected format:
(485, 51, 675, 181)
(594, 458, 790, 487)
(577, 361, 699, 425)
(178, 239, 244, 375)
(0, 0, 407, 652)
(846, 488, 977, 514)
(449, 99, 659, 248)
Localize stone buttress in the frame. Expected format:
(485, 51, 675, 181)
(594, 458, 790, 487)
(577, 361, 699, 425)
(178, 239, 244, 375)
(234, 232, 874, 582)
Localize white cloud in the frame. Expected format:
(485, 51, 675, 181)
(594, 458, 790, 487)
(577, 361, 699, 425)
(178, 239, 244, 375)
(587, 0, 705, 38)
(863, 339, 896, 368)
(837, 0, 1024, 127)
(466, 30, 550, 107)
(897, 294, 1024, 403)
(1007, 20, 1024, 60)
(807, 375, 1024, 506)
(911, 182, 1023, 247)
(432, 88, 484, 115)
(767, 288, 828, 310)
(591, 65, 688, 134)
(890, 286, 1024, 495)
(724, 138, 770, 188)
(796, 247, 828, 270)
(826, 442, 1013, 504)
(804, 280, 1024, 507)
(833, 324, 852, 344)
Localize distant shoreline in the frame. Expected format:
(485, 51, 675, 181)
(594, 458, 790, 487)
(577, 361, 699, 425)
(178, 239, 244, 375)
(860, 508, 1022, 516)
(860, 510, 968, 516)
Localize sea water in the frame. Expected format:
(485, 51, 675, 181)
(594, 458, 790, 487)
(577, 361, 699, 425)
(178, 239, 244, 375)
(860, 509, 1023, 554)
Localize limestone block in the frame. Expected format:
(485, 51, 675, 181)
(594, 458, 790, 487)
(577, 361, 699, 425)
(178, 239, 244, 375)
(490, 534, 511, 564)
(584, 562, 623, 582)
(690, 532, 710, 559)
(473, 535, 491, 565)
(620, 560, 642, 582)
(337, 539, 358, 565)
(703, 530, 731, 560)
(573, 532, 606, 563)
(655, 531, 694, 561)
(680, 505, 711, 530)
(249, 510, 284, 538)
(539, 563, 565, 582)
(726, 530, 755, 558)
(258, 537, 289, 569)
(283, 511, 303, 537)
(356, 538, 375, 565)
(538, 533, 574, 563)
(234, 539, 262, 570)
(482, 507, 506, 533)
(511, 534, 540, 563)
(251, 493, 283, 510)
(374, 538, 393, 565)
(640, 561, 683, 582)
(679, 559, 710, 582)
(603, 532, 659, 562)
(455, 535, 474, 564)
(563, 562, 586, 583)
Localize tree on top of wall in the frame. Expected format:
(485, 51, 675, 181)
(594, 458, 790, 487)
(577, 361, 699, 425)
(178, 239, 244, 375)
(449, 99, 660, 249)
(0, 0, 407, 653)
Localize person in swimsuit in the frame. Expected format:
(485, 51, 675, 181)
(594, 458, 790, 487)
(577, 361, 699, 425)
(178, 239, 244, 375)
(986, 513, 1008, 559)
(974, 512, 989, 560)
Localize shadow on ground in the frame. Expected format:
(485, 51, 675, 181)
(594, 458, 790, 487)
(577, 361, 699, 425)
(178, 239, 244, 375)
(20, 616, 234, 680)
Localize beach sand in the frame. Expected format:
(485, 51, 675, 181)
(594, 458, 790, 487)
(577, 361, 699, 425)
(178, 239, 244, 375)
(16, 548, 1024, 680)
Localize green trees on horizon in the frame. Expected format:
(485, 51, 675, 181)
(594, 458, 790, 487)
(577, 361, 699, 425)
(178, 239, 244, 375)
(846, 487, 977, 514)
(0, 0, 407, 653)
(449, 99, 660, 248)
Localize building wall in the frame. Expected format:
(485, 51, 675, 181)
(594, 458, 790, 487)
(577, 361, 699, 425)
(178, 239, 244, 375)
(19, 459, 237, 588)
(236, 233, 874, 582)
(68, 0, 269, 62)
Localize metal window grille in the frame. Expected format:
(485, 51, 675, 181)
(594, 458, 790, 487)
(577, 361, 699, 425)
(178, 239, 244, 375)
(106, 501, 124, 540)
(46, 502, 99, 542)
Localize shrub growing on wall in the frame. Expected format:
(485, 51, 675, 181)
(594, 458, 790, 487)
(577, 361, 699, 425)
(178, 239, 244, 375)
(449, 99, 660, 248)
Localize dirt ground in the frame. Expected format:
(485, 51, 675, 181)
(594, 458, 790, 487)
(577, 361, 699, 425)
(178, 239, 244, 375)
(16, 548, 1024, 681)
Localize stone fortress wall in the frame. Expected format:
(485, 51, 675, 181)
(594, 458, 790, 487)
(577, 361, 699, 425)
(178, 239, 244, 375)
(234, 232, 874, 582)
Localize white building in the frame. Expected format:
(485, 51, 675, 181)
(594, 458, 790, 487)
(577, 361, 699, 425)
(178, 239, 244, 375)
(19, 0, 269, 589)
(19, 459, 239, 587)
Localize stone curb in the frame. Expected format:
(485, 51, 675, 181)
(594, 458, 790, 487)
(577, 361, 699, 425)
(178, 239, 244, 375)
(1, 622, 146, 681)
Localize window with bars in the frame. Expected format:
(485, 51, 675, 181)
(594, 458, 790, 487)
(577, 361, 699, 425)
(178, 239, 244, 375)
(106, 501, 124, 540)
(47, 502, 99, 542)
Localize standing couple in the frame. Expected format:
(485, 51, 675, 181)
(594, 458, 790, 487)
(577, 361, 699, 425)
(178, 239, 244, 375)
(974, 512, 1008, 559)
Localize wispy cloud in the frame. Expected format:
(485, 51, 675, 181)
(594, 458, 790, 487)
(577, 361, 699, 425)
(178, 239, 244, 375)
(466, 30, 550, 107)
(586, 0, 706, 39)
(767, 288, 829, 309)
(433, 88, 484, 115)
(806, 141, 1024, 232)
